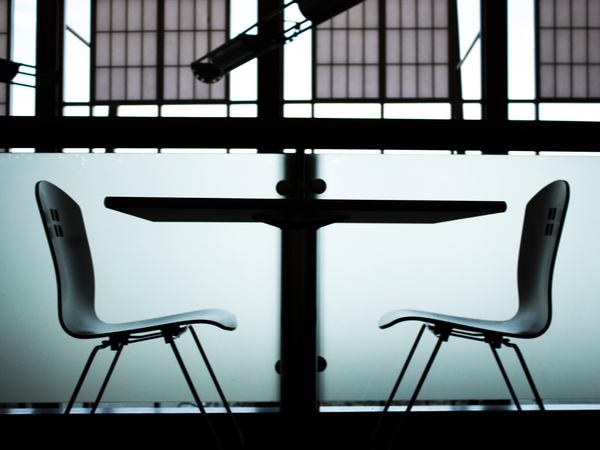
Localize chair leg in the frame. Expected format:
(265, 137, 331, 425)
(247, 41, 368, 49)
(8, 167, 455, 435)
(489, 343, 525, 416)
(189, 326, 245, 446)
(51, 342, 108, 449)
(166, 333, 223, 450)
(63, 342, 108, 415)
(386, 331, 447, 450)
(505, 341, 554, 432)
(371, 324, 426, 444)
(66, 341, 126, 448)
(89, 341, 125, 414)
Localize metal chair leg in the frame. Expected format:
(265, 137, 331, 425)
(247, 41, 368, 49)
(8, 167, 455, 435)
(63, 342, 107, 415)
(69, 341, 126, 448)
(505, 341, 555, 432)
(89, 341, 125, 414)
(190, 326, 245, 445)
(489, 343, 525, 416)
(51, 342, 107, 449)
(387, 331, 447, 450)
(166, 333, 223, 450)
(371, 324, 426, 444)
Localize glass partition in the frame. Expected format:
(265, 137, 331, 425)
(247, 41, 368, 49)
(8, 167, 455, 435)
(1, 153, 599, 406)
(0, 153, 283, 404)
(317, 153, 600, 403)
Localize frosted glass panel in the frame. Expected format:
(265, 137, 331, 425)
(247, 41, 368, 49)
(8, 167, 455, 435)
(317, 154, 600, 402)
(0, 154, 282, 403)
(3, 153, 600, 406)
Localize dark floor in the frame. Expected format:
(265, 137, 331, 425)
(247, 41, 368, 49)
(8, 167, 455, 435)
(2, 406, 597, 449)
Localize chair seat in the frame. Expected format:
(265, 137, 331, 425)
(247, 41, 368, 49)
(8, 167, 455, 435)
(71, 308, 238, 338)
(378, 308, 544, 339)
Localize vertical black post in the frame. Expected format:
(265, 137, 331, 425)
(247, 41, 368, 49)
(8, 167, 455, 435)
(1, 0, 12, 122)
(35, 0, 63, 152)
(278, 147, 320, 448)
(257, 0, 284, 130)
(481, 0, 508, 122)
(256, 2, 320, 445)
(448, 0, 463, 121)
(280, 224, 319, 447)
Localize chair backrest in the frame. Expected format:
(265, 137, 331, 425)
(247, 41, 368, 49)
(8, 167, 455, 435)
(36, 181, 103, 338)
(514, 180, 569, 338)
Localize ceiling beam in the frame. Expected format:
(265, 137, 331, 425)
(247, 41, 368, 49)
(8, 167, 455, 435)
(1, 117, 598, 152)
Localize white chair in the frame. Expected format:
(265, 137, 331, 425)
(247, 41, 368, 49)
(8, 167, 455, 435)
(36, 181, 244, 449)
(372, 180, 569, 447)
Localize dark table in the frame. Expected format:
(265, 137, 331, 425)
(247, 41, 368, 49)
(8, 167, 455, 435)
(104, 196, 506, 445)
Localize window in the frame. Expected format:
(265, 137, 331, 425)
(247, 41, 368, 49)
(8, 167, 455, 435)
(537, 0, 600, 99)
(7, 0, 600, 125)
(314, 0, 380, 99)
(314, 0, 457, 101)
(92, 0, 228, 106)
(305, 0, 462, 119)
(0, 0, 11, 117)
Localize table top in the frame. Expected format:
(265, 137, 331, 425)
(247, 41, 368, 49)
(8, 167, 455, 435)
(105, 197, 506, 226)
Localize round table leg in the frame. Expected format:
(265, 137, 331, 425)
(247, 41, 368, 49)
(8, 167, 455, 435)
(280, 227, 319, 446)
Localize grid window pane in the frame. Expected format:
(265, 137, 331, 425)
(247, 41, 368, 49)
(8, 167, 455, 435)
(162, 0, 228, 100)
(92, 0, 228, 103)
(0, 0, 9, 116)
(94, 0, 158, 102)
(314, 0, 380, 100)
(386, 0, 449, 99)
(314, 0, 451, 101)
(537, 0, 600, 99)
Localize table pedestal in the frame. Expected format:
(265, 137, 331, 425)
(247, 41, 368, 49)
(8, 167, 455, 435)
(280, 227, 318, 446)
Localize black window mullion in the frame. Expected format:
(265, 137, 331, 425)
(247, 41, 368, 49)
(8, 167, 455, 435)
(448, 0, 462, 119)
(415, 0, 419, 98)
(3, 0, 11, 117)
(346, 9, 350, 98)
(108, 0, 113, 101)
(330, 22, 334, 97)
(379, 0, 386, 101)
(399, 1, 403, 98)
(226, 0, 231, 102)
(125, 0, 129, 101)
(195, 0, 199, 101)
(430, 0, 434, 98)
(139, 0, 144, 100)
(177, 0, 182, 101)
(587, 0, 592, 98)
(157, 0, 165, 103)
(554, 0, 558, 98)
(361, 5, 366, 98)
(570, 0, 575, 97)
(584, 0, 589, 98)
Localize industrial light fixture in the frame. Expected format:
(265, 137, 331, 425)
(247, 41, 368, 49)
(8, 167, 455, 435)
(0, 58, 57, 88)
(191, 30, 289, 84)
(191, 0, 366, 84)
(0, 58, 35, 86)
(295, 0, 366, 25)
(0, 59, 20, 83)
